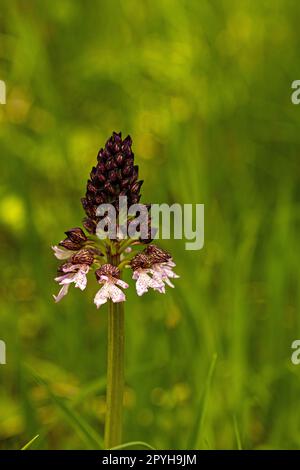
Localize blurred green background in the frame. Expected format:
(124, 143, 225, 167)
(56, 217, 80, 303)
(1, 0, 300, 450)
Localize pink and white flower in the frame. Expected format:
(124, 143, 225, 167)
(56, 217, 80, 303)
(53, 263, 90, 303)
(152, 259, 179, 289)
(132, 268, 165, 296)
(131, 246, 179, 296)
(94, 264, 129, 308)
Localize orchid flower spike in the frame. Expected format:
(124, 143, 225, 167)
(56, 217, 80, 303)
(52, 132, 179, 308)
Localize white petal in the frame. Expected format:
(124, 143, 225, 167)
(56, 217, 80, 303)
(166, 259, 176, 268)
(57, 272, 77, 285)
(134, 271, 164, 296)
(52, 245, 73, 260)
(73, 269, 88, 290)
(98, 275, 109, 283)
(164, 278, 175, 288)
(94, 277, 127, 307)
(152, 263, 178, 290)
(55, 272, 74, 284)
(53, 284, 69, 302)
(62, 263, 82, 273)
(135, 272, 151, 296)
(163, 266, 179, 279)
(116, 278, 129, 289)
(132, 268, 151, 280)
(154, 282, 166, 293)
(108, 284, 126, 303)
(94, 284, 110, 308)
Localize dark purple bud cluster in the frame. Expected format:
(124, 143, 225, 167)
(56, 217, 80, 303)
(82, 131, 144, 234)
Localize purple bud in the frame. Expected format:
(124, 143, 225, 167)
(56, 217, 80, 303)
(131, 194, 140, 204)
(104, 182, 115, 194)
(64, 227, 87, 243)
(122, 165, 132, 177)
(98, 162, 106, 173)
(106, 139, 113, 151)
(116, 153, 124, 165)
(97, 148, 104, 161)
(103, 149, 110, 159)
(122, 135, 132, 146)
(71, 249, 94, 266)
(97, 173, 106, 183)
(109, 170, 118, 182)
(105, 158, 115, 170)
(95, 194, 104, 204)
(59, 238, 82, 251)
(87, 181, 97, 193)
(120, 178, 130, 189)
(145, 244, 171, 263)
(81, 197, 89, 210)
(95, 263, 120, 280)
(83, 217, 96, 234)
(130, 253, 152, 271)
(112, 131, 122, 143)
(131, 180, 143, 194)
(113, 143, 120, 153)
(130, 165, 138, 183)
(90, 167, 97, 177)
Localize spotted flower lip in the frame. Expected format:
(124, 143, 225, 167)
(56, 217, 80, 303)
(152, 259, 179, 289)
(132, 268, 165, 296)
(94, 264, 129, 308)
(53, 263, 90, 303)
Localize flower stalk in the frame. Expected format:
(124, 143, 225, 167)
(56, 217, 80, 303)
(105, 294, 124, 448)
(104, 252, 124, 448)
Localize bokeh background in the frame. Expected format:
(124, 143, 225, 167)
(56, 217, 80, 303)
(1, 0, 300, 450)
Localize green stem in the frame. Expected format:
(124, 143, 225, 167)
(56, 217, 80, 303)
(104, 253, 124, 449)
(118, 253, 136, 271)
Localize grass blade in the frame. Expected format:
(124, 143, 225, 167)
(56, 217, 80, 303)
(21, 434, 40, 450)
(188, 353, 217, 449)
(110, 441, 156, 450)
(233, 415, 243, 450)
